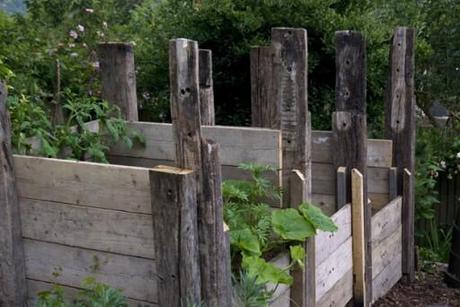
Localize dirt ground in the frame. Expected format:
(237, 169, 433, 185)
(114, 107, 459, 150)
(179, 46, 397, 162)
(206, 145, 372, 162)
(374, 264, 460, 307)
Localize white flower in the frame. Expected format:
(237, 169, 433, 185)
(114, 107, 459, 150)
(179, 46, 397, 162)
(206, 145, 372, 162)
(84, 8, 94, 13)
(102, 21, 108, 28)
(91, 61, 100, 69)
(70, 52, 78, 57)
(68, 43, 75, 48)
(77, 24, 85, 32)
(457, 152, 460, 159)
(97, 30, 105, 38)
(69, 30, 78, 39)
(440, 161, 446, 169)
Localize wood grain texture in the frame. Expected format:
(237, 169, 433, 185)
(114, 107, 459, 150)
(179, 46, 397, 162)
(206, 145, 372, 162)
(337, 166, 347, 209)
(149, 166, 201, 306)
(371, 197, 402, 245)
(0, 82, 27, 307)
(371, 245, 402, 302)
(316, 268, 353, 307)
(199, 49, 215, 126)
(389, 167, 398, 201)
(402, 168, 415, 280)
(98, 43, 138, 121)
(371, 226, 402, 280)
(352, 169, 367, 305)
(24, 239, 157, 303)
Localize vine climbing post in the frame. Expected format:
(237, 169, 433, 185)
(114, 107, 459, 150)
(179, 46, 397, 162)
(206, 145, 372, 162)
(98, 42, 139, 121)
(332, 31, 371, 306)
(384, 27, 416, 282)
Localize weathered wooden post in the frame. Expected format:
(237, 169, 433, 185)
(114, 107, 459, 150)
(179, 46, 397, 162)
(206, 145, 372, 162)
(332, 31, 371, 305)
(0, 82, 27, 306)
(170, 38, 231, 306)
(384, 27, 416, 281)
(98, 42, 139, 121)
(149, 166, 201, 306)
(199, 49, 215, 126)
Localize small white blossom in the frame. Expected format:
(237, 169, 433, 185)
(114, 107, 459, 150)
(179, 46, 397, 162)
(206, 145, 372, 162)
(68, 43, 75, 48)
(447, 174, 453, 180)
(70, 52, 78, 57)
(102, 21, 108, 28)
(97, 30, 105, 38)
(77, 24, 85, 32)
(69, 30, 78, 39)
(84, 8, 94, 13)
(91, 61, 100, 69)
(457, 152, 460, 159)
(440, 161, 447, 169)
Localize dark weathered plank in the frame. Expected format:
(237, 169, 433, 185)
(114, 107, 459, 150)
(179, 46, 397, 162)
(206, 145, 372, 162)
(271, 27, 310, 207)
(199, 49, 215, 125)
(0, 82, 27, 307)
(250, 46, 275, 128)
(149, 166, 201, 306)
(337, 166, 347, 209)
(389, 167, 398, 201)
(200, 139, 231, 306)
(333, 30, 371, 305)
(403, 168, 415, 281)
(98, 43, 138, 121)
(384, 27, 416, 281)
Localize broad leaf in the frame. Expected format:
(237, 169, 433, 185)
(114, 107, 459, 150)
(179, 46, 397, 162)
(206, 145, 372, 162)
(289, 245, 305, 269)
(299, 203, 338, 233)
(230, 228, 261, 256)
(272, 209, 315, 241)
(242, 256, 293, 285)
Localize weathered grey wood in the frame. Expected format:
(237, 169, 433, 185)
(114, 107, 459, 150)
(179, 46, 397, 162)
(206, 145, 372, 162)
(389, 167, 398, 201)
(337, 166, 347, 209)
(371, 226, 402, 280)
(98, 42, 138, 121)
(199, 139, 231, 306)
(271, 28, 310, 207)
(402, 168, 415, 281)
(371, 196, 402, 245)
(333, 30, 371, 305)
(24, 239, 157, 303)
(371, 240, 402, 302)
(20, 198, 154, 258)
(351, 169, 367, 306)
(250, 46, 275, 128)
(289, 170, 314, 307)
(199, 49, 215, 125)
(150, 166, 201, 306)
(384, 27, 416, 281)
(0, 82, 27, 307)
(316, 268, 353, 307)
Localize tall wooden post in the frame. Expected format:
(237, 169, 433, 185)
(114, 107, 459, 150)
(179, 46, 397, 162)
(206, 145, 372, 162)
(0, 82, 27, 306)
(199, 49, 215, 126)
(384, 27, 416, 281)
(98, 42, 139, 121)
(332, 31, 371, 305)
(271, 27, 311, 207)
(149, 166, 201, 306)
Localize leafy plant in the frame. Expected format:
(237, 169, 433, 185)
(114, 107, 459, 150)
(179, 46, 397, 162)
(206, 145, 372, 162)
(223, 163, 337, 298)
(232, 271, 273, 307)
(36, 277, 128, 307)
(419, 220, 453, 272)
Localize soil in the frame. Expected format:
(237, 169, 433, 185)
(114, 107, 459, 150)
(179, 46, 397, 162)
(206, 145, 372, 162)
(374, 264, 460, 307)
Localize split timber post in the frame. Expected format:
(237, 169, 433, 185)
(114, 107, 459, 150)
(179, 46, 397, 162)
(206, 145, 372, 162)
(169, 38, 231, 306)
(98, 42, 139, 121)
(0, 82, 27, 306)
(384, 27, 416, 282)
(199, 49, 215, 125)
(332, 31, 371, 306)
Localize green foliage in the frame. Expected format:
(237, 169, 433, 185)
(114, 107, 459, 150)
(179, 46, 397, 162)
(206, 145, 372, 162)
(223, 163, 337, 298)
(419, 220, 453, 271)
(36, 277, 128, 307)
(232, 271, 273, 307)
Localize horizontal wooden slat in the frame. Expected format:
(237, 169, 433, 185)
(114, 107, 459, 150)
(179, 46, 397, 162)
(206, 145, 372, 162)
(315, 204, 351, 264)
(27, 279, 157, 307)
(372, 226, 402, 279)
(316, 237, 353, 300)
(20, 198, 154, 259)
(14, 155, 151, 214)
(316, 268, 352, 307)
(370, 193, 390, 211)
(110, 122, 282, 168)
(312, 194, 335, 216)
(24, 240, 157, 303)
(372, 244, 402, 302)
(371, 197, 402, 244)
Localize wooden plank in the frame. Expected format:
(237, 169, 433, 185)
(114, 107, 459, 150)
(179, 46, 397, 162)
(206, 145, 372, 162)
(352, 169, 367, 305)
(384, 27, 415, 281)
(24, 239, 157, 303)
(372, 247, 402, 302)
(315, 204, 352, 265)
(0, 82, 27, 307)
(27, 280, 157, 307)
(199, 49, 215, 125)
(250, 46, 275, 128)
(14, 155, 151, 214)
(20, 198, 154, 258)
(311, 194, 335, 216)
(371, 197, 402, 245)
(402, 168, 415, 280)
(316, 237, 353, 300)
(271, 27, 310, 207)
(389, 167, 398, 200)
(372, 226, 402, 279)
(316, 269, 353, 307)
(98, 43, 138, 121)
(370, 193, 390, 211)
(109, 122, 282, 168)
(337, 166, 347, 209)
(149, 166, 201, 306)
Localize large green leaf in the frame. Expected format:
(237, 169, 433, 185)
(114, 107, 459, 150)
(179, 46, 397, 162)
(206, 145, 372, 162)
(272, 209, 315, 241)
(242, 256, 293, 285)
(299, 203, 338, 233)
(230, 228, 261, 256)
(289, 245, 305, 269)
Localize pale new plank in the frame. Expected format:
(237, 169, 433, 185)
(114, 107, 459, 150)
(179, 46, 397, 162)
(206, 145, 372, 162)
(371, 197, 402, 245)
(316, 268, 353, 307)
(20, 198, 154, 259)
(14, 155, 151, 214)
(24, 240, 157, 303)
(372, 226, 402, 279)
